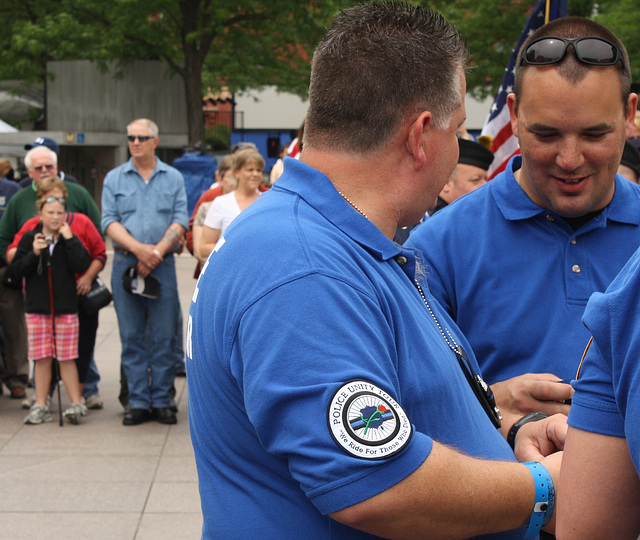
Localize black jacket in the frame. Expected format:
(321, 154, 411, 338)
(11, 223, 90, 314)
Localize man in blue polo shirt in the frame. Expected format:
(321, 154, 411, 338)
(406, 17, 640, 433)
(557, 246, 640, 538)
(187, 3, 566, 539)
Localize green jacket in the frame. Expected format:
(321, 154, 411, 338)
(0, 180, 101, 260)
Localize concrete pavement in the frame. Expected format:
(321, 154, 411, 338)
(0, 253, 203, 540)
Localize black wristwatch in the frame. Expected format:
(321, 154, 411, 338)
(507, 412, 548, 450)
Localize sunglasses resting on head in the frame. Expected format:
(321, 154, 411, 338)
(43, 196, 66, 206)
(521, 36, 624, 68)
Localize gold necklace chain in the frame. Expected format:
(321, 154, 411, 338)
(337, 190, 368, 220)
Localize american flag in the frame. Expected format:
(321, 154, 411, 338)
(480, 0, 568, 179)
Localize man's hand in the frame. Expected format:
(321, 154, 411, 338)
(513, 413, 567, 462)
(136, 260, 152, 278)
(493, 373, 573, 436)
(133, 243, 163, 270)
(76, 273, 93, 296)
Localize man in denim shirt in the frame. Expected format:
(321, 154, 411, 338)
(102, 118, 188, 426)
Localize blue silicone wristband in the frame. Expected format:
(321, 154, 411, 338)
(522, 462, 555, 539)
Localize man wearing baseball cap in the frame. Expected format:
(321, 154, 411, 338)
(20, 137, 78, 187)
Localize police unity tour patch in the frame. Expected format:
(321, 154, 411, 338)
(327, 380, 412, 460)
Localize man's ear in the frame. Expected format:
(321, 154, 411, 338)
(626, 92, 638, 127)
(440, 179, 453, 197)
(406, 111, 432, 170)
(507, 93, 518, 138)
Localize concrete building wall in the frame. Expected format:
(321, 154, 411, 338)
(233, 85, 494, 133)
(47, 60, 188, 135)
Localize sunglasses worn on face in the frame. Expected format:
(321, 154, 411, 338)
(522, 36, 624, 68)
(34, 164, 55, 172)
(127, 135, 152, 142)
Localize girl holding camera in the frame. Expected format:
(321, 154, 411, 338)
(11, 178, 91, 425)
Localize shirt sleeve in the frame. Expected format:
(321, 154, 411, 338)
(229, 273, 433, 514)
(568, 251, 640, 438)
(74, 185, 102, 236)
(170, 172, 189, 230)
(100, 173, 119, 234)
(77, 214, 107, 264)
(8, 217, 39, 254)
(203, 197, 225, 230)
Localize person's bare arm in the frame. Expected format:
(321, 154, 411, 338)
(557, 426, 640, 539)
(76, 259, 104, 296)
(331, 439, 562, 539)
(198, 225, 221, 262)
(105, 221, 183, 278)
(192, 224, 207, 264)
(153, 223, 185, 258)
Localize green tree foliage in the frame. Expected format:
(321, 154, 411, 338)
(0, 0, 354, 143)
(593, 0, 640, 84)
(0, 0, 637, 142)
(418, 0, 640, 99)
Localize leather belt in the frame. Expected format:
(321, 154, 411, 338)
(113, 247, 133, 257)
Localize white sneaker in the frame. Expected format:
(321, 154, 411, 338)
(21, 395, 36, 409)
(84, 394, 104, 410)
(24, 394, 52, 409)
(24, 404, 53, 425)
(63, 402, 87, 425)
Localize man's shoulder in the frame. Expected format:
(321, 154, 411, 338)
(6, 185, 34, 205)
(419, 181, 497, 229)
(60, 171, 79, 184)
(66, 180, 93, 198)
(104, 160, 134, 182)
(0, 179, 20, 197)
(68, 211, 92, 224)
(156, 159, 186, 184)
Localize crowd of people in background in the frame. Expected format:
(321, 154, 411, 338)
(0, 3, 640, 536)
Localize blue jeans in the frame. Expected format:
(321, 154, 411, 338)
(111, 252, 179, 409)
(173, 302, 186, 373)
(83, 356, 100, 398)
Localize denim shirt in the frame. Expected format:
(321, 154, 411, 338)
(101, 157, 188, 246)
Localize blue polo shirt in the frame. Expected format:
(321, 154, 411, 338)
(405, 155, 640, 384)
(569, 246, 640, 474)
(101, 157, 188, 243)
(187, 158, 520, 539)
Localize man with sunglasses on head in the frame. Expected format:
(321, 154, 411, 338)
(0, 145, 102, 404)
(406, 17, 639, 443)
(101, 118, 188, 426)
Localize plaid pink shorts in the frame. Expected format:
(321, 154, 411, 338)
(25, 313, 79, 362)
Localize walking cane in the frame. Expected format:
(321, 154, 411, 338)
(45, 250, 64, 427)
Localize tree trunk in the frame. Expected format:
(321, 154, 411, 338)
(183, 66, 205, 145)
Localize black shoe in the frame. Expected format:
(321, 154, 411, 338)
(169, 397, 179, 413)
(152, 407, 177, 425)
(123, 408, 152, 426)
